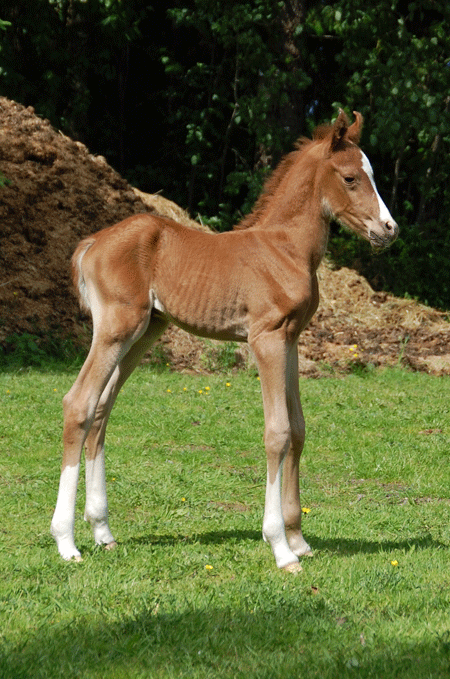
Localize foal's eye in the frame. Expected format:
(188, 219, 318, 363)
(344, 176, 355, 185)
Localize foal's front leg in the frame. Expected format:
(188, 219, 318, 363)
(251, 333, 302, 571)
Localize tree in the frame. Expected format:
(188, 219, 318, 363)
(158, 0, 316, 226)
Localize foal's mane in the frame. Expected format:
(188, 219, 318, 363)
(234, 122, 339, 231)
(234, 137, 313, 231)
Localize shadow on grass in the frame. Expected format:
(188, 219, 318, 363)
(309, 533, 446, 556)
(127, 529, 445, 556)
(2, 597, 450, 679)
(128, 528, 262, 547)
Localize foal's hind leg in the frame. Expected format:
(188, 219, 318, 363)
(51, 340, 125, 560)
(282, 348, 312, 557)
(51, 306, 151, 560)
(83, 317, 169, 550)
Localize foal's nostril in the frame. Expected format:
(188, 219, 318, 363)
(385, 220, 399, 240)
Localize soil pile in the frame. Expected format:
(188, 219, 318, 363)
(1, 97, 449, 375)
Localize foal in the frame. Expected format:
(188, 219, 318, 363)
(51, 110, 398, 571)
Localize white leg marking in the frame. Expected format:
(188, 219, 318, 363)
(360, 151, 394, 224)
(263, 463, 301, 570)
(84, 454, 115, 546)
(51, 463, 82, 560)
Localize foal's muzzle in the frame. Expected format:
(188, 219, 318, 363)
(369, 220, 399, 252)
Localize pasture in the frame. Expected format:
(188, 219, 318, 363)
(1, 365, 450, 678)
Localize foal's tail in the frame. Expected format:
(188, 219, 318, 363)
(71, 236, 96, 313)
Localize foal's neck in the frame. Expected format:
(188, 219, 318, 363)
(254, 173, 329, 273)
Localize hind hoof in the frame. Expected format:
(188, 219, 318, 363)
(105, 541, 117, 551)
(282, 561, 302, 573)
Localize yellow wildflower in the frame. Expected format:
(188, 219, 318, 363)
(302, 507, 311, 514)
(205, 564, 213, 571)
(391, 560, 398, 567)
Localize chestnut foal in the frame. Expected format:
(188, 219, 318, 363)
(51, 110, 398, 570)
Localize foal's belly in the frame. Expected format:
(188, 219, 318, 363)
(151, 287, 249, 342)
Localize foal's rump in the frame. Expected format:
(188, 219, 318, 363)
(71, 214, 170, 316)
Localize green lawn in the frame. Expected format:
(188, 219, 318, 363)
(1, 366, 450, 678)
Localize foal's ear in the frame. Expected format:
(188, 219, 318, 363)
(346, 111, 363, 144)
(330, 108, 350, 150)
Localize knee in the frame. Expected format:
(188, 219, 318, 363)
(264, 425, 291, 460)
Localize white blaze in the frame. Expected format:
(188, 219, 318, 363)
(360, 151, 393, 224)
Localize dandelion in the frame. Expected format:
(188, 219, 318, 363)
(166, 389, 172, 393)
(391, 560, 398, 567)
(54, 388, 57, 392)
(198, 390, 203, 394)
(112, 477, 116, 482)
(181, 497, 186, 502)
(353, 353, 359, 359)
(226, 382, 231, 387)
(302, 507, 311, 514)
(205, 386, 210, 391)
(183, 387, 187, 392)
(205, 564, 213, 571)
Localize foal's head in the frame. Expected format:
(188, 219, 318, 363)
(316, 109, 398, 250)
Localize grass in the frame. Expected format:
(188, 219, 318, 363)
(1, 365, 450, 677)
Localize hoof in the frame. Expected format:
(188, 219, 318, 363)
(104, 541, 118, 551)
(73, 554, 83, 563)
(282, 561, 302, 573)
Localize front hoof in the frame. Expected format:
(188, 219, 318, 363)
(104, 541, 118, 551)
(282, 561, 302, 573)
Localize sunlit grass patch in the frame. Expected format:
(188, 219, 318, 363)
(1, 366, 450, 678)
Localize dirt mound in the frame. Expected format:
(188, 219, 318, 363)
(1, 96, 449, 375)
